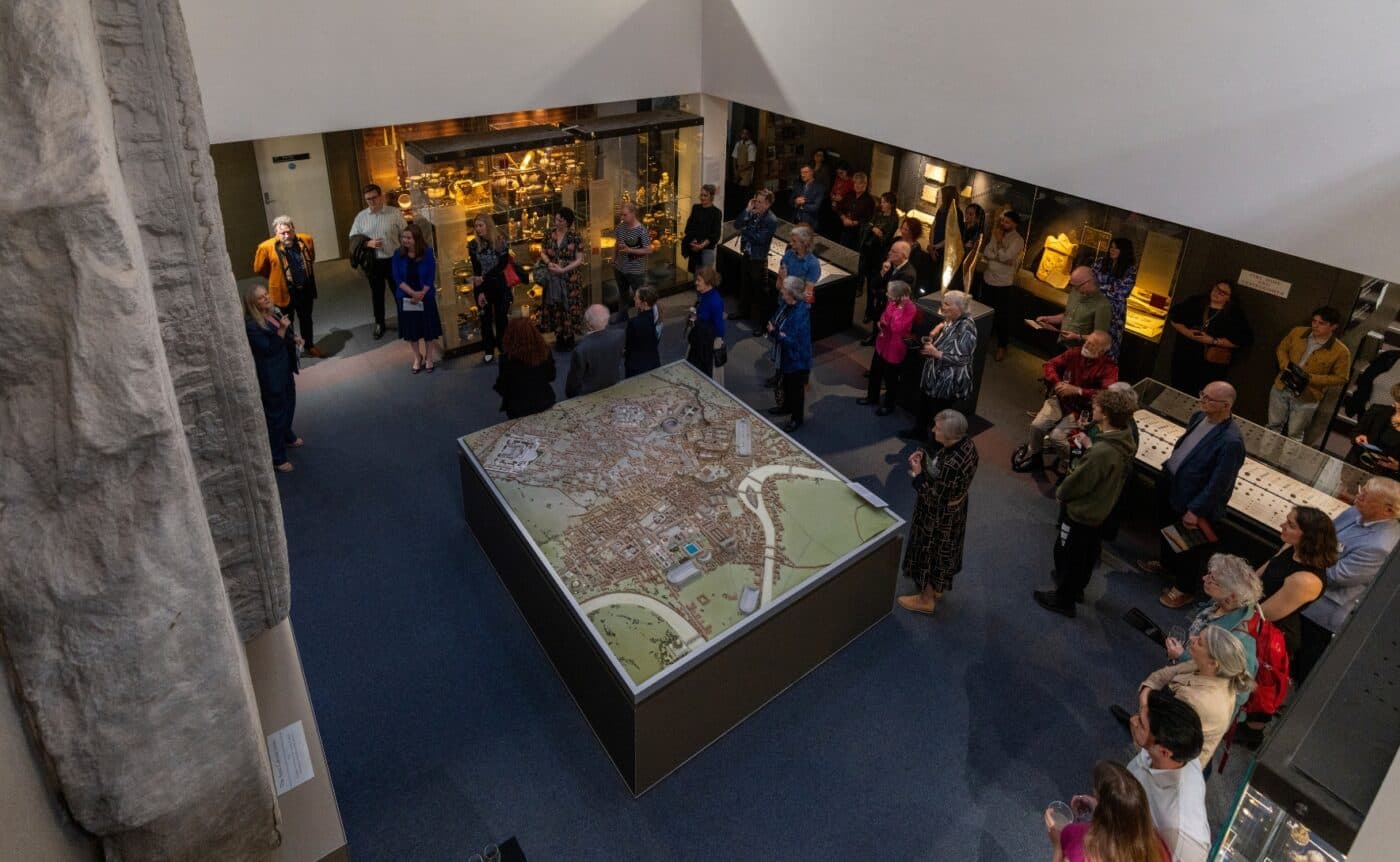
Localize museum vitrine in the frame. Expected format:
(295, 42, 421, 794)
(404, 111, 703, 353)
(1020, 188, 1187, 343)
(1131, 379, 1366, 533)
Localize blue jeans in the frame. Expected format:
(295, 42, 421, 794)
(1266, 386, 1319, 441)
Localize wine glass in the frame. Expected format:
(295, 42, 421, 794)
(483, 845, 501, 862)
(1168, 625, 1187, 652)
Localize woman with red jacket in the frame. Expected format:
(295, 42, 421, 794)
(858, 280, 918, 415)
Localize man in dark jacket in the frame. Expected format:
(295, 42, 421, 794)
(1140, 381, 1247, 608)
(1034, 387, 1140, 617)
(565, 304, 624, 398)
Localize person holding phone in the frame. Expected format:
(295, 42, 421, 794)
(241, 283, 301, 473)
(1346, 382, 1400, 477)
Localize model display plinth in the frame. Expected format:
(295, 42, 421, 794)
(458, 363, 904, 793)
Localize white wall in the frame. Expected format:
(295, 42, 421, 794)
(702, 0, 1400, 283)
(182, 0, 702, 144)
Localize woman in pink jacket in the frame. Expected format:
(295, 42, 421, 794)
(858, 280, 918, 415)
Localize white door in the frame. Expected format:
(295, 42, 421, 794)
(252, 133, 340, 261)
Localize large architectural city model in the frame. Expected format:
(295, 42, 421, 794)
(461, 363, 900, 692)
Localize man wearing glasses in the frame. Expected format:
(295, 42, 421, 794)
(1034, 265, 1112, 349)
(349, 184, 407, 340)
(1141, 381, 1247, 608)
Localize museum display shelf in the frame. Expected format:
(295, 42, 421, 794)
(457, 363, 904, 793)
(717, 217, 861, 339)
(1131, 379, 1363, 535)
(405, 111, 703, 353)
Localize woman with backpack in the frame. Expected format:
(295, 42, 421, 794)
(1235, 506, 1340, 746)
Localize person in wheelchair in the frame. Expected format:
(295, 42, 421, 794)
(1013, 330, 1117, 475)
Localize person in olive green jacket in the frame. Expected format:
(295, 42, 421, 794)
(1034, 386, 1140, 617)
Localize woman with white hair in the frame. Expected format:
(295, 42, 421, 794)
(778, 224, 822, 304)
(1136, 624, 1255, 765)
(899, 409, 979, 614)
(900, 290, 978, 442)
(765, 276, 813, 432)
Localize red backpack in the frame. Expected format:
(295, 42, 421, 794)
(1243, 610, 1291, 715)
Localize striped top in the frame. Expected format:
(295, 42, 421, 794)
(614, 221, 650, 275)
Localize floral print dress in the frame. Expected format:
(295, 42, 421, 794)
(541, 228, 586, 346)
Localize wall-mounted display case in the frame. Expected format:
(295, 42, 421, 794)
(404, 110, 703, 353)
(1018, 188, 1187, 344)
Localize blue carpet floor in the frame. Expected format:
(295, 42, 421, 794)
(276, 296, 1248, 861)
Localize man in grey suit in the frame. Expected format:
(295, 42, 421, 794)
(565, 304, 624, 398)
(1295, 476, 1400, 680)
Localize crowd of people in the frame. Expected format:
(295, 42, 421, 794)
(239, 142, 1398, 859)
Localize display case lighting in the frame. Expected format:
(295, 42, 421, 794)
(924, 164, 947, 184)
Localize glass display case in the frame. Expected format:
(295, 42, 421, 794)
(1218, 783, 1348, 862)
(1131, 379, 1366, 531)
(403, 111, 703, 353)
(574, 111, 703, 305)
(1019, 188, 1188, 343)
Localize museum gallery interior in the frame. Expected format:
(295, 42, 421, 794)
(8, 2, 1400, 861)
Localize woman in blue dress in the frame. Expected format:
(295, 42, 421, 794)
(392, 222, 442, 373)
(242, 283, 301, 472)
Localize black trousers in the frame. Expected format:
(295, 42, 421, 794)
(977, 277, 1015, 349)
(1156, 472, 1212, 595)
(1292, 615, 1334, 684)
(278, 287, 315, 346)
(866, 352, 902, 407)
(738, 257, 769, 323)
(782, 370, 810, 422)
(863, 272, 888, 324)
(1053, 507, 1103, 601)
(479, 284, 512, 355)
(613, 269, 645, 316)
(365, 257, 393, 326)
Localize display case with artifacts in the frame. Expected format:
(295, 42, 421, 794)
(1018, 188, 1186, 345)
(403, 111, 703, 353)
(1131, 379, 1365, 536)
(405, 125, 585, 353)
(573, 111, 703, 303)
(718, 216, 861, 339)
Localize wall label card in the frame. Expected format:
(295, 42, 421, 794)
(266, 720, 314, 796)
(1237, 269, 1292, 299)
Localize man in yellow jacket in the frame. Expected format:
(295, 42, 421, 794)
(253, 215, 322, 357)
(1267, 306, 1350, 440)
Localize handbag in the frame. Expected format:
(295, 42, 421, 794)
(1203, 344, 1233, 364)
(503, 255, 523, 288)
(713, 344, 728, 369)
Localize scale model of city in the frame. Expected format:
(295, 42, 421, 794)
(462, 363, 899, 689)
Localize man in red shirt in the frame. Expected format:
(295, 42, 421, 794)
(1014, 330, 1118, 473)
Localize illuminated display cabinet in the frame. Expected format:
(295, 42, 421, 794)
(404, 110, 704, 353)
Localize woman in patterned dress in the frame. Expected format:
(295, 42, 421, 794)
(1093, 237, 1137, 360)
(539, 208, 586, 350)
(899, 409, 980, 614)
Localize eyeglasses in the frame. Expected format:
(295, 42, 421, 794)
(1068, 278, 1092, 288)
(1198, 390, 1228, 404)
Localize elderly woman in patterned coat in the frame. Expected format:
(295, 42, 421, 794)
(899, 409, 980, 614)
(900, 290, 978, 442)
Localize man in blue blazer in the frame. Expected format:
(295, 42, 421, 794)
(1140, 381, 1247, 608)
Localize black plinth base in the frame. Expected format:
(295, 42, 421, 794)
(459, 451, 903, 794)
